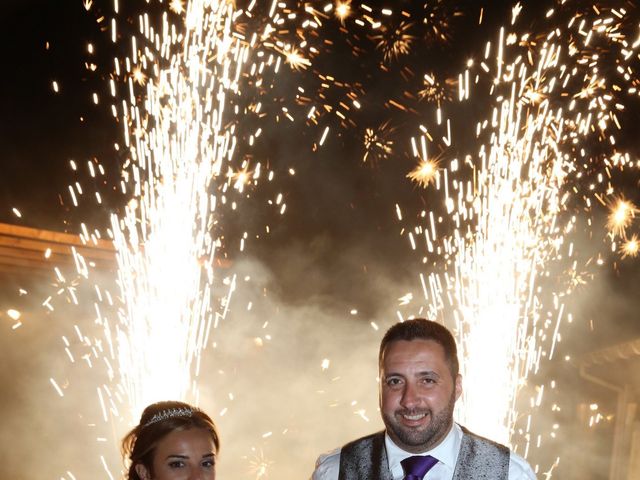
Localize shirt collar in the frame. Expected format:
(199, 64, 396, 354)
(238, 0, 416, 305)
(384, 423, 462, 476)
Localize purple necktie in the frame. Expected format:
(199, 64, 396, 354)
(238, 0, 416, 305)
(400, 455, 439, 480)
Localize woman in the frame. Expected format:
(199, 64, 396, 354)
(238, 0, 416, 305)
(122, 400, 220, 480)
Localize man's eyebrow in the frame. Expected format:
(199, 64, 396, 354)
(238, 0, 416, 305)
(202, 453, 215, 459)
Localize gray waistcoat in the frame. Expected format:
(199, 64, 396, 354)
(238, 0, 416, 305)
(338, 426, 509, 479)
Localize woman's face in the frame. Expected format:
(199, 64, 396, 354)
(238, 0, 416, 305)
(136, 427, 216, 480)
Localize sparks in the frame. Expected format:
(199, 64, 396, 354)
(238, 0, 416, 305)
(72, 0, 254, 423)
(621, 235, 640, 258)
(607, 199, 637, 238)
(335, 1, 351, 22)
(374, 21, 415, 62)
(407, 159, 439, 187)
(363, 122, 393, 164)
(131, 67, 147, 86)
(169, 0, 185, 14)
(283, 47, 311, 70)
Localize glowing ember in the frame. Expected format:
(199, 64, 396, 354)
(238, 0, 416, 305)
(621, 235, 640, 258)
(607, 199, 637, 238)
(363, 122, 393, 164)
(407, 159, 439, 187)
(131, 67, 147, 86)
(283, 47, 311, 70)
(170, 0, 185, 15)
(335, 1, 351, 21)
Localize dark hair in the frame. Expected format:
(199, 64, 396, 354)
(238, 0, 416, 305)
(379, 318, 459, 378)
(121, 400, 220, 480)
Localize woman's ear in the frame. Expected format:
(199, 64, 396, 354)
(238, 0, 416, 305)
(135, 463, 151, 480)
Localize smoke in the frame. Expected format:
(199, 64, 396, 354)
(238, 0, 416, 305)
(206, 249, 417, 478)
(0, 236, 420, 479)
(2, 209, 640, 479)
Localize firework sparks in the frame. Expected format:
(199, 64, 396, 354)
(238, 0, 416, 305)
(131, 66, 147, 86)
(621, 235, 640, 258)
(418, 73, 454, 104)
(374, 21, 415, 63)
(363, 121, 393, 164)
(170, 0, 185, 15)
(27, 0, 640, 476)
(247, 448, 275, 479)
(407, 158, 439, 187)
(607, 199, 637, 238)
(64, 0, 255, 423)
(282, 46, 311, 71)
(335, 1, 351, 22)
(421, 0, 460, 44)
(403, 2, 640, 449)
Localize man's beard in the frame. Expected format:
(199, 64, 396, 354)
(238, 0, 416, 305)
(382, 390, 456, 452)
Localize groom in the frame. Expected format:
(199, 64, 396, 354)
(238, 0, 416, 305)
(311, 318, 536, 479)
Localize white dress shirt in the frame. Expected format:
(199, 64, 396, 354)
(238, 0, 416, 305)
(311, 424, 537, 480)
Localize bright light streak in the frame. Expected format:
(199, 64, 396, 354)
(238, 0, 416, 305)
(99, 0, 251, 421)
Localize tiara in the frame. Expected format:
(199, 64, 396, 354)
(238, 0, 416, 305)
(144, 407, 194, 427)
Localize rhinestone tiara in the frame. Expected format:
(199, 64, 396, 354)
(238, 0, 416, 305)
(143, 407, 193, 427)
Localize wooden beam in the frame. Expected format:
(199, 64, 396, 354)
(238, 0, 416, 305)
(0, 222, 115, 272)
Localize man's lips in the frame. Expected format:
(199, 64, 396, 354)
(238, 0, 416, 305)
(398, 411, 429, 426)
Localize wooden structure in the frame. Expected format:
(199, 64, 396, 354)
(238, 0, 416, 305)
(0, 222, 115, 278)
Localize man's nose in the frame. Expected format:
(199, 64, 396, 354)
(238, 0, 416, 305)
(400, 382, 420, 408)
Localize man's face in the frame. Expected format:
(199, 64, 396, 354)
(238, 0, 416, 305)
(379, 339, 462, 453)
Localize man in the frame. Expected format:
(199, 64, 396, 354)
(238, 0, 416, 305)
(312, 318, 536, 479)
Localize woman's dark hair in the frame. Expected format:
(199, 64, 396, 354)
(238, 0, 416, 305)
(121, 400, 220, 480)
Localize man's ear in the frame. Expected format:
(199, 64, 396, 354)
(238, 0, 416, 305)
(135, 463, 151, 480)
(454, 374, 462, 401)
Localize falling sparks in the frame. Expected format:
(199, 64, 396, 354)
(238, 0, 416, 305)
(247, 449, 274, 479)
(29, 0, 640, 476)
(607, 199, 637, 238)
(400, 0, 640, 449)
(363, 122, 393, 164)
(407, 159, 439, 187)
(283, 47, 311, 70)
(374, 21, 415, 62)
(131, 67, 147, 86)
(169, 0, 185, 15)
(231, 167, 252, 193)
(335, 1, 351, 22)
(621, 235, 639, 258)
(71, 0, 255, 423)
(50, 378, 65, 397)
(418, 73, 454, 104)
